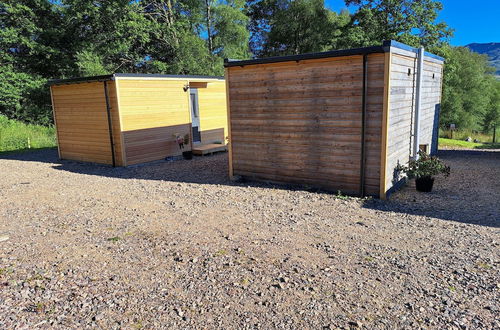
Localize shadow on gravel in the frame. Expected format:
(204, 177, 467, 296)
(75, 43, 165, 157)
(0, 148, 235, 185)
(363, 149, 500, 228)
(0, 148, 285, 191)
(2, 148, 499, 228)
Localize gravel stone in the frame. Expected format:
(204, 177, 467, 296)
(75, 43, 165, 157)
(0, 148, 498, 328)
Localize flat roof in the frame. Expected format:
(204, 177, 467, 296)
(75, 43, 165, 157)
(48, 73, 224, 86)
(224, 40, 444, 68)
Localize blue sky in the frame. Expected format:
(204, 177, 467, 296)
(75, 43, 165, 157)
(325, 0, 500, 46)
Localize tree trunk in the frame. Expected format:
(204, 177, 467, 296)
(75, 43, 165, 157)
(205, 0, 213, 53)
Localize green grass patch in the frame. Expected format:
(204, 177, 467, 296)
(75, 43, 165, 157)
(439, 138, 500, 150)
(0, 115, 56, 153)
(439, 128, 494, 142)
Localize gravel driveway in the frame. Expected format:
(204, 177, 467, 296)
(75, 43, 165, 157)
(0, 148, 498, 329)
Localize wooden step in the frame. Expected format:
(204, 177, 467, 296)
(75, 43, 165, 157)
(192, 143, 228, 156)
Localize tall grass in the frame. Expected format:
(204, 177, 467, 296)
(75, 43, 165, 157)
(439, 128, 495, 143)
(439, 138, 500, 149)
(0, 115, 56, 152)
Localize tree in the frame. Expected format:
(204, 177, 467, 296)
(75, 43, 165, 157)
(247, 0, 349, 57)
(212, 0, 250, 60)
(0, 0, 62, 124)
(142, 0, 249, 75)
(482, 79, 500, 136)
(61, 0, 154, 75)
(440, 46, 497, 131)
(338, 0, 453, 49)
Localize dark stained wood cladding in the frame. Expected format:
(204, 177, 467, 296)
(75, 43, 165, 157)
(122, 124, 191, 165)
(227, 54, 385, 195)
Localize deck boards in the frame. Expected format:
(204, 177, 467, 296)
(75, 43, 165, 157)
(192, 144, 228, 156)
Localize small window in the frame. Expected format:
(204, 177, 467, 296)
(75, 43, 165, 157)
(419, 144, 429, 153)
(190, 93, 198, 118)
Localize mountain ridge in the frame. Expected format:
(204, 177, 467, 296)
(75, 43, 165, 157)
(465, 42, 500, 75)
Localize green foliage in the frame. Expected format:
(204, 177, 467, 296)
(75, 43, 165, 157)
(0, 115, 56, 152)
(248, 0, 349, 56)
(0, 1, 62, 124)
(438, 138, 500, 150)
(396, 151, 450, 179)
(0, 0, 249, 124)
(440, 46, 499, 132)
(338, 0, 453, 49)
(75, 50, 109, 76)
(0, 0, 497, 140)
(439, 128, 493, 143)
(212, 0, 251, 59)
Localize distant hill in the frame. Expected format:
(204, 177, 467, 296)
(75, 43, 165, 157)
(465, 42, 500, 76)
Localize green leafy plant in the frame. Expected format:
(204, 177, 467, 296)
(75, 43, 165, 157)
(397, 151, 450, 179)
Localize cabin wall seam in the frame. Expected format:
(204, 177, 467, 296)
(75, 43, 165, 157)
(225, 70, 234, 179)
(49, 86, 62, 159)
(379, 52, 392, 199)
(113, 80, 127, 166)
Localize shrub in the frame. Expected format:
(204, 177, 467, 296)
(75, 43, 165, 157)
(397, 151, 450, 179)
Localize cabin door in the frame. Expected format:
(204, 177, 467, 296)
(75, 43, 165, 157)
(190, 88, 201, 143)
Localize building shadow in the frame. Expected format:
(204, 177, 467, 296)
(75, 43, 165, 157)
(362, 149, 500, 228)
(2, 148, 498, 228)
(0, 147, 261, 188)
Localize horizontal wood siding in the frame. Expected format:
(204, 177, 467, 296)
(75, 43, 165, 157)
(197, 80, 228, 144)
(51, 82, 115, 164)
(385, 53, 444, 193)
(106, 81, 125, 166)
(385, 54, 416, 190)
(227, 54, 385, 195)
(118, 79, 191, 165)
(420, 60, 443, 153)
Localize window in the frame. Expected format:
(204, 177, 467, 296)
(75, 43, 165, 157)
(190, 93, 198, 118)
(419, 144, 429, 153)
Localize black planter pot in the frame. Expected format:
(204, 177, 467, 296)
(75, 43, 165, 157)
(415, 176, 434, 192)
(182, 151, 193, 160)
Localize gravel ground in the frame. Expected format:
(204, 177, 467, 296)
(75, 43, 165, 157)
(0, 148, 498, 329)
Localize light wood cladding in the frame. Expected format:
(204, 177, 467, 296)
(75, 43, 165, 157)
(118, 79, 191, 164)
(118, 79, 190, 131)
(197, 80, 228, 144)
(105, 81, 125, 166)
(51, 82, 122, 165)
(50, 77, 227, 166)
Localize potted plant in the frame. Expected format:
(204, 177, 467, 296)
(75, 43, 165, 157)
(182, 134, 192, 160)
(175, 133, 193, 160)
(397, 151, 450, 192)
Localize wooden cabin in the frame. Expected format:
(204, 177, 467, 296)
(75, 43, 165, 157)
(49, 74, 227, 166)
(224, 41, 444, 199)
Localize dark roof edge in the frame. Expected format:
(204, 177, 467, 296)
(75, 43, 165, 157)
(114, 73, 224, 80)
(224, 40, 444, 68)
(224, 44, 388, 68)
(48, 73, 224, 86)
(48, 74, 113, 86)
